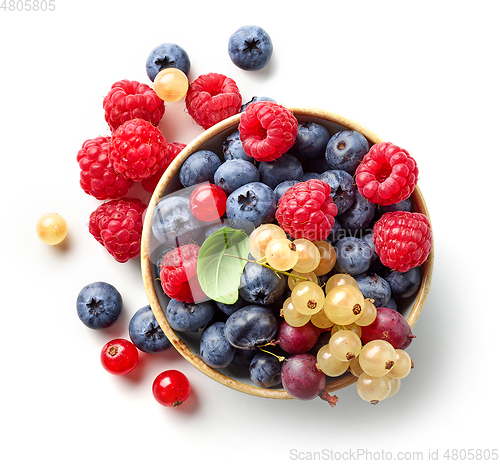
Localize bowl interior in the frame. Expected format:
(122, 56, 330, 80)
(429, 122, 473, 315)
(141, 107, 434, 399)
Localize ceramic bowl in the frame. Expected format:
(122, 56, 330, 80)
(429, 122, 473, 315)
(141, 107, 434, 399)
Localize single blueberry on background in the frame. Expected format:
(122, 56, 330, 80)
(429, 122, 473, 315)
(334, 236, 373, 275)
(200, 322, 235, 369)
(249, 351, 282, 388)
(258, 154, 303, 190)
(354, 273, 392, 307)
(228, 25, 273, 71)
(214, 159, 260, 195)
(164, 298, 216, 332)
(226, 182, 277, 227)
(239, 260, 287, 305)
(76, 282, 122, 329)
(146, 43, 191, 82)
(224, 305, 280, 350)
(151, 195, 203, 248)
(289, 121, 330, 159)
(325, 130, 370, 175)
(179, 150, 222, 188)
(385, 267, 422, 298)
(129, 305, 172, 353)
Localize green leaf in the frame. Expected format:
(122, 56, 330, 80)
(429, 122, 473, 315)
(197, 227, 249, 304)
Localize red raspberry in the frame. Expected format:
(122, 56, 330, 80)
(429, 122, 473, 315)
(160, 244, 206, 303)
(89, 198, 147, 263)
(103, 79, 165, 131)
(110, 118, 168, 182)
(185, 73, 242, 129)
(355, 142, 418, 206)
(276, 179, 338, 241)
(373, 211, 432, 272)
(77, 136, 133, 200)
(239, 101, 298, 162)
(141, 142, 186, 194)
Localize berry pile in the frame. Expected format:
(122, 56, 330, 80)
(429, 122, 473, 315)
(150, 98, 432, 405)
(70, 28, 433, 408)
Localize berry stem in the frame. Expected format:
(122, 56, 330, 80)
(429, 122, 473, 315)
(223, 254, 309, 281)
(257, 347, 285, 362)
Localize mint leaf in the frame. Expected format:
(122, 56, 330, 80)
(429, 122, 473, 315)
(197, 227, 249, 304)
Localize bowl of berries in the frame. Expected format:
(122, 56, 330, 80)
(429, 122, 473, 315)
(141, 97, 433, 405)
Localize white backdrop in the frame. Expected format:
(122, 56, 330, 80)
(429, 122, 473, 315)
(2, 1, 499, 463)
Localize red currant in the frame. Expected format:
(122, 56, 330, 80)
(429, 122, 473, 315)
(189, 183, 226, 222)
(100, 338, 139, 375)
(152, 370, 191, 407)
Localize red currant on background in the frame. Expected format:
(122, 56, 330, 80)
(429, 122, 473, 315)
(152, 370, 191, 407)
(100, 338, 139, 375)
(189, 183, 226, 222)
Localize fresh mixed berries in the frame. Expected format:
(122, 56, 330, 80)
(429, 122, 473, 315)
(71, 28, 432, 409)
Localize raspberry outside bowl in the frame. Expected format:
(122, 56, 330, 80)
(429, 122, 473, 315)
(140, 108, 434, 400)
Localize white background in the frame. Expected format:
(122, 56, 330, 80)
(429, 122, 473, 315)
(2, 1, 499, 463)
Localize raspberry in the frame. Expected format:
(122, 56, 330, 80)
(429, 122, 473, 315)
(355, 142, 418, 206)
(276, 179, 338, 242)
(185, 73, 242, 129)
(89, 198, 147, 263)
(103, 79, 165, 131)
(160, 244, 206, 303)
(373, 211, 432, 272)
(110, 118, 168, 182)
(141, 142, 186, 193)
(239, 101, 298, 162)
(77, 136, 133, 200)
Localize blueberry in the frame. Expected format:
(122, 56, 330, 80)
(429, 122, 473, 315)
(249, 351, 282, 387)
(239, 260, 287, 305)
(379, 197, 412, 214)
(319, 169, 356, 214)
(232, 347, 258, 366)
(226, 182, 277, 227)
(334, 237, 373, 275)
(325, 130, 370, 175)
(179, 150, 222, 188)
(76, 282, 122, 329)
(354, 273, 392, 307)
(200, 322, 235, 369)
(289, 122, 330, 159)
(241, 96, 276, 112)
(203, 218, 255, 241)
(224, 305, 280, 350)
(228, 25, 273, 71)
(129, 305, 172, 353)
(146, 43, 191, 82)
(337, 190, 376, 233)
(222, 130, 253, 162)
(151, 196, 203, 247)
(164, 299, 216, 332)
(214, 159, 260, 195)
(325, 219, 343, 246)
(302, 172, 321, 181)
(385, 267, 422, 298)
(216, 295, 247, 317)
(274, 179, 301, 201)
(258, 154, 303, 190)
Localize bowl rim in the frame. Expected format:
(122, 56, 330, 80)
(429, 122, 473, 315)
(140, 107, 434, 399)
